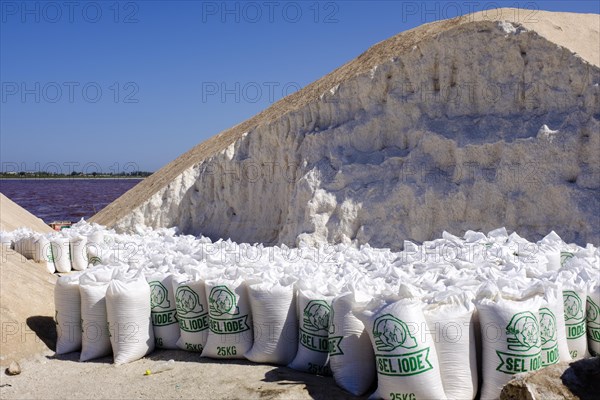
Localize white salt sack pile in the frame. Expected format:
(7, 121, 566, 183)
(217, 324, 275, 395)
(4, 220, 598, 398)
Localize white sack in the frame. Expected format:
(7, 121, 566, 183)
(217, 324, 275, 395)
(70, 235, 88, 271)
(538, 283, 571, 366)
(147, 273, 180, 349)
(106, 272, 154, 364)
(202, 278, 253, 359)
(288, 289, 334, 375)
(477, 294, 543, 400)
(587, 284, 600, 356)
(329, 291, 376, 396)
(33, 234, 55, 273)
(54, 273, 83, 354)
(172, 274, 209, 353)
(424, 293, 477, 400)
(79, 266, 115, 361)
(357, 298, 446, 400)
(562, 285, 589, 359)
(245, 281, 297, 365)
(50, 235, 72, 273)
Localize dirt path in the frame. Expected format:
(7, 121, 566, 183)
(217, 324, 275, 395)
(0, 349, 364, 399)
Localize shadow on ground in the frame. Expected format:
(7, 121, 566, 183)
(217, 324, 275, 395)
(561, 356, 600, 400)
(263, 366, 368, 399)
(26, 316, 56, 351)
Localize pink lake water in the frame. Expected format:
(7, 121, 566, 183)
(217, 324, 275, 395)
(0, 179, 142, 223)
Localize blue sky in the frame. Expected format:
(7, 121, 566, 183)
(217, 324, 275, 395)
(1, 1, 598, 173)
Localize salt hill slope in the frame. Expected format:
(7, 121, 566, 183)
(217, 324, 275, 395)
(91, 9, 600, 249)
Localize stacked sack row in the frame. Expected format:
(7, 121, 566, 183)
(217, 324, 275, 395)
(3, 222, 599, 400)
(4, 225, 105, 273)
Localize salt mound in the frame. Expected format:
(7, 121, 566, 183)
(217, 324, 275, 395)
(91, 9, 600, 249)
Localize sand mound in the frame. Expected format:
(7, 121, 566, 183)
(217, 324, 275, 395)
(90, 9, 599, 248)
(0, 193, 52, 233)
(0, 253, 56, 367)
(0, 193, 56, 367)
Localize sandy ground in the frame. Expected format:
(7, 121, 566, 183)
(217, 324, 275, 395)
(0, 349, 363, 399)
(0, 251, 57, 367)
(1, 192, 56, 367)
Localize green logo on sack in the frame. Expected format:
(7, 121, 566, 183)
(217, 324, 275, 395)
(175, 285, 208, 333)
(150, 281, 177, 326)
(375, 348, 433, 376)
(496, 311, 542, 374)
(298, 300, 331, 353)
(560, 251, 574, 266)
(88, 256, 101, 266)
(506, 311, 540, 351)
(175, 286, 203, 316)
(207, 286, 248, 335)
(539, 308, 557, 346)
(539, 308, 559, 366)
(373, 314, 417, 352)
(564, 291, 585, 339)
(209, 286, 239, 317)
(150, 281, 171, 310)
(303, 300, 331, 332)
(586, 296, 600, 345)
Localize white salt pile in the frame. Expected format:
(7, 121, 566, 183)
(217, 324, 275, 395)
(3, 221, 599, 399)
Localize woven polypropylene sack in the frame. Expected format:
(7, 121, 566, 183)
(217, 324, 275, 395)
(562, 285, 589, 359)
(245, 282, 297, 365)
(358, 298, 446, 400)
(288, 289, 334, 375)
(70, 235, 88, 271)
(477, 295, 543, 400)
(79, 266, 115, 361)
(172, 274, 209, 353)
(147, 273, 180, 349)
(587, 284, 600, 356)
(14, 236, 35, 259)
(328, 292, 376, 396)
(202, 278, 253, 359)
(54, 273, 83, 354)
(50, 235, 72, 273)
(106, 273, 155, 364)
(424, 295, 477, 400)
(538, 283, 571, 366)
(33, 235, 55, 273)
